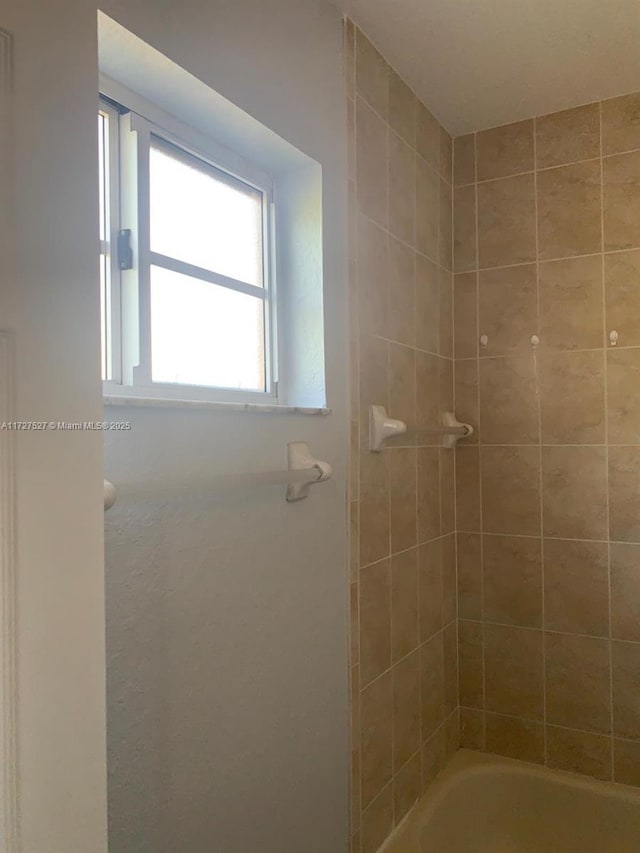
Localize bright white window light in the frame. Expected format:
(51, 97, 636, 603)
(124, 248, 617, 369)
(150, 141, 264, 286)
(150, 266, 265, 390)
(148, 138, 267, 390)
(98, 109, 111, 381)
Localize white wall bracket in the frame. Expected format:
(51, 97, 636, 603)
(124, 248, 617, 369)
(286, 441, 333, 502)
(369, 404, 407, 452)
(440, 412, 474, 448)
(369, 405, 473, 452)
(104, 480, 116, 511)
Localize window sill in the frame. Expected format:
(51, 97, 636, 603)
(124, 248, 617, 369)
(103, 394, 331, 416)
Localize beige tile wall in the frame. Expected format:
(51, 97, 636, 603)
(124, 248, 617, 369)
(345, 20, 459, 853)
(454, 93, 640, 786)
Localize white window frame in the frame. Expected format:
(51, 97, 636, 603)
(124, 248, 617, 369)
(98, 99, 121, 383)
(100, 82, 279, 405)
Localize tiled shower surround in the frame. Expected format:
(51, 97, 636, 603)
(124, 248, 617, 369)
(454, 95, 640, 783)
(347, 16, 640, 853)
(345, 19, 458, 853)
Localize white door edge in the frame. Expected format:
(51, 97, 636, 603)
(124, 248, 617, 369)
(0, 27, 18, 852)
(0, 332, 19, 852)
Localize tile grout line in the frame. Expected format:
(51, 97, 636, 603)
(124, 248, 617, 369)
(600, 99, 616, 781)
(447, 442, 640, 447)
(458, 618, 628, 643)
(435, 107, 448, 793)
(471, 154, 605, 185)
(358, 531, 464, 574)
(457, 706, 640, 753)
(360, 620, 458, 694)
(384, 94, 398, 831)
(453, 530, 640, 547)
(347, 30, 359, 836)
(351, 24, 364, 849)
(361, 331, 453, 361)
(456, 245, 640, 277)
(412, 93, 423, 806)
(450, 132, 461, 757)
(355, 90, 450, 189)
(457, 706, 616, 741)
(454, 145, 640, 191)
(472, 130, 487, 749)
(457, 345, 640, 361)
(440, 132, 459, 750)
(434, 124, 453, 792)
(532, 115, 549, 766)
(356, 206, 452, 272)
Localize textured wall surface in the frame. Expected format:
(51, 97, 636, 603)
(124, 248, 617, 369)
(453, 93, 640, 785)
(345, 21, 459, 853)
(102, 2, 350, 852)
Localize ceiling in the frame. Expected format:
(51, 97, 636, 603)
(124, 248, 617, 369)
(335, 0, 640, 136)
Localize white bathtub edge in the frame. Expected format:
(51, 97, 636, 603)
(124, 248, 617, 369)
(378, 748, 640, 852)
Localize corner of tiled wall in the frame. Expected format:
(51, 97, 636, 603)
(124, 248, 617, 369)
(453, 95, 640, 787)
(347, 13, 640, 849)
(345, 17, 459, 853)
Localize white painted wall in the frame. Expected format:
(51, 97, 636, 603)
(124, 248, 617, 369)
(1, 2, 108, 852)
(100, 2, 349, 852)
(1, 0, 347, 851)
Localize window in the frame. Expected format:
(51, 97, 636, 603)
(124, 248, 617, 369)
(98, 92, 277, 403)
(97, 14, 328, 412)
(98, 105, 116, 382)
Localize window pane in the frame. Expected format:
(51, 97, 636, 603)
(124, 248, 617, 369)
(150, 266, 266, 391)
(98, 113, 107, 242)
(150, 141, 264, 287)
(98, 110, 110, 381)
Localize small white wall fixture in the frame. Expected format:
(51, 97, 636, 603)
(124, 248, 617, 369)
(0, 332, 19, 853)
(285, 441, 333, 502)
(369, 404, 407, 452)
(103, 480, 116, 511)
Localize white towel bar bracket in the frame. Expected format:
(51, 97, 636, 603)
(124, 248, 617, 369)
(104, 479, 116, 511)
(286, 441, 333, 502)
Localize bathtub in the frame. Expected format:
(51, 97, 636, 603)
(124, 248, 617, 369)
(381, 749, 640, 852)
